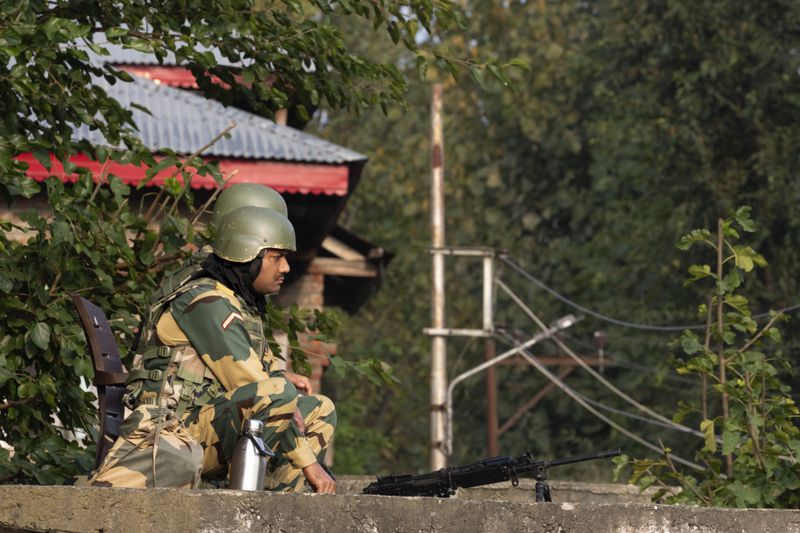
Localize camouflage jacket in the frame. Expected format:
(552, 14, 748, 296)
(125, 276, 283, 418)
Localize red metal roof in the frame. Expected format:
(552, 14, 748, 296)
(19, 153, 350, 196)
(117, 66, 236, 90)
(119, 66, 200, 88)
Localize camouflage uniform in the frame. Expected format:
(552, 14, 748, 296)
(90, 276, 336, 489)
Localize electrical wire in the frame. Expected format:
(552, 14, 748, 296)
(494, 331, 704, 471)
(573, 391, 699, 434)
(496, 279, 716, 443)
(501, 256, 799, 331)
(558, 333, 697, 386)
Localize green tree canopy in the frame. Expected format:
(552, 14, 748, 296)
(317, 0, 800, 480)
(0, 0, 505, 198)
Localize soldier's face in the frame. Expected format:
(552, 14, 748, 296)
(252, 249, 290, 294)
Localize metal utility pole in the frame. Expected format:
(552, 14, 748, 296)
(483, 255, 499, 457)
(430, 83, 447, 470)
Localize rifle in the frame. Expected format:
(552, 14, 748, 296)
(363, 449, 621, 502)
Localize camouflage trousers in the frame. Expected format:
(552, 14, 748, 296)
(184, 376, 337, 492)
(264, 393, 337, 492)
(89, 376, 336, 491)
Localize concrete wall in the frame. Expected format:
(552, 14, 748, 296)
(2, 483, 800, 533)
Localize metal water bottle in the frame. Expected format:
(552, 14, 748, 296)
(228, 418, 274, 490)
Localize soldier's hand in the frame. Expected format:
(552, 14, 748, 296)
(303, 462, 336, 494)
(286, 371, 313, 394)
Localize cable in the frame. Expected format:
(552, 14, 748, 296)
(496, 279, 714, 443)
(501, 257, 706, 331)
(574, 391, 698, 434)
(558, 333, 697, 386)
(494, 332, 704, 471)
(501, 256, 799, 331)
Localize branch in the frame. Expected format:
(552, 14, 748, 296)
(149, 123, 238, 252)
(0, 399, 33, 411)
(88, 158, 112, 204)
(735, 312, 783, 355)
(189, 169, 239, 226)
(660, 439, 710, 504)
(47, 270, 62, 297)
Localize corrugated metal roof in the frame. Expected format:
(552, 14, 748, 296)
(75, 75, 365, 164)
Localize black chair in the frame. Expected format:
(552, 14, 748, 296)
(71, 294, 128, 469)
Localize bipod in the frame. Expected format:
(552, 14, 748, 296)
(533, 463, 552, 502)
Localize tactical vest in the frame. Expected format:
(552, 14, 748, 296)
(125, 274, 267, 420)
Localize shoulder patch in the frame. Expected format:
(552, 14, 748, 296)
(221, 312, 244, 330)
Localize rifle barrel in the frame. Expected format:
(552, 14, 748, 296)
(546, 449, 621, 468)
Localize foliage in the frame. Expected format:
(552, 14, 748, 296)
(0, 173, 167, 484)
(315, 0, 800, 476)
(619, 208, 800, 508)
(0, 0, 505, 483)
(0, 0, 518, 202)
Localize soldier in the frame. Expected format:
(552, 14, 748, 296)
(90, 204, 336, 493)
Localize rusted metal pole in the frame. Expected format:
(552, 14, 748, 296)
(484, 338, 499, 456)
(430, 83, 447, 469)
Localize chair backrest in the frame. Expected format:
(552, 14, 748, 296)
(71, 294, 128, 469)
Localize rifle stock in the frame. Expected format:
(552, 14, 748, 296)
(363, 449, 621, 502)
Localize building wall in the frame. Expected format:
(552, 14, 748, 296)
(274, 271, 335, 397)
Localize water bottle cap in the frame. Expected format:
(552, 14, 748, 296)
(243, 418, 264, 435)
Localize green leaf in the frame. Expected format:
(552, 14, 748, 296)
(700, 419, 717, 453)
(730, 480, 761, 507)
(719, 270, 741, 292)
(105, 27, 128, 39)
(7, 177, 41, 198)
(724, 294, 749, 314)
(504, 57, 530, 70)
(734, 206, 755, 232)
(145, 156, 178, 180)
(673, 400, 695, 424)
(32, 147, 52, 171)
(17, 382, 37, 399)
(722, 424, 739, 455)
(109, 176, 130, 198)
(72, 356, 93, 381)
(676, 229, 711, 251)
(680, 332, 703, 355)
(127, 38, 154, 53)
(486, 64, 511, 86)
(767, 327, 782, 342)
(687, 264, 712, 282)
(0, 273, 13, 293)
(732, 245, 767, 272)
(51, 219, 72, 245)
(27, 322, 51, 350)
(415, 55, 428, 81)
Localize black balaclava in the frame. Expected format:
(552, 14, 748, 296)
(201, 250, 266, 314)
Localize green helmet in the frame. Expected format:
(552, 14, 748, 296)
(209, 184, 288, 230)
(212, 205, 296, 262)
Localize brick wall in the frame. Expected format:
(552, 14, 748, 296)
(274, 272, 335, 393)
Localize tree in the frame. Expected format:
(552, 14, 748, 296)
(622, 208, 800, 508)
(0, 0, 509, 199)
(315, 0, 800, 476)
(0, 0, 511, 483)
